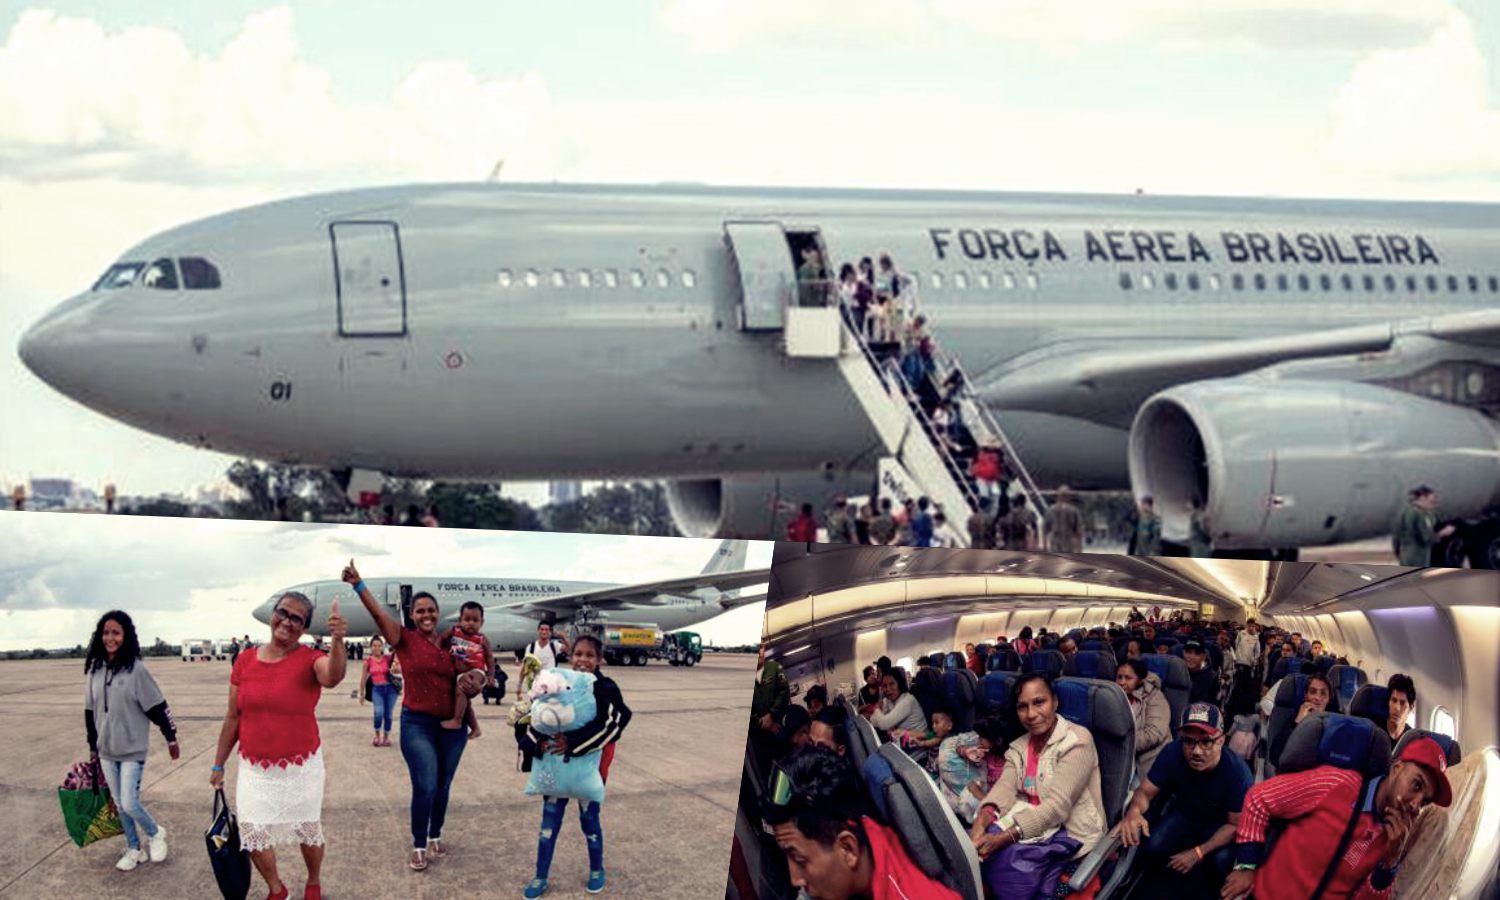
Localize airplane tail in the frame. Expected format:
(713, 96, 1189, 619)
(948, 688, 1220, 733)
(701, 539, 747, 576)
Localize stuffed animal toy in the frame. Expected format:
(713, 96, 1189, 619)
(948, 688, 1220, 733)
(523, 667, 605, 803)
(507, 655, 545, 727)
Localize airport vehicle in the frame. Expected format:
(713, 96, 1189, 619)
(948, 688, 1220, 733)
(663, 630, 703, 666)
(730, 544, 1498, 900)
(253, 539, 767, 653)
(596, 624, 663, 667)
(180, 638, 224, 661)
(19, 183, 1500, 560)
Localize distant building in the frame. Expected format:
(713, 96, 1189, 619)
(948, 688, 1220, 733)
(549, 480, 583, 504)
(28, 478, 76, 510)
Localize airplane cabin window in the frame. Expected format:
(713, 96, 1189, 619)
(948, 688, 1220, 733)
(629, 269, 645, 288)
(178, 257, 221, 290)
(1141, 273, 1155, 290)
(1231, 273, 1244, 291)
(1253, 273, 1266, 291)
(551, 269, 567, 288)
(1406, 275, 1419, 293)
(1187, 273, 1200, 291)
(1426, 275, 1439, 292)
(682, 270, 696, 288)
(604, 269, 619, 288)
(1468, 275, 1479, 292)
(1208, 274, 1222, 290)
(1297, 273, 1310, 291)
(577, 270, 592, 288)
(953, 272, 969, 290)
(929, 272, 943, 290)
(524, 269, 540, 288)
(496, 269, 514, 288)
(1361, 274, 1374, 292)
(141, 258, 179, 290)
(1430, 706, 1456, 739)
(1488, 275, 1498, 293)
(978, 272, 992, 289)
(1164, 272, 1178, 291)
(1447, 275, 1459, 292)
(1276, 273, 1288, 292)
(1319, 274, 1332, 291)
(1340, 274, 1353, 291)
(656, 269, 671, 288)
(1119, 273, 1133, 290)
(1385, 274, 1397, 292)
(1026, 272, 1039, 289)
(1002, 272, 1015, 289)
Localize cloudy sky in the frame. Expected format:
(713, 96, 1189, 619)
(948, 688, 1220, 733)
(0, 511, 772, 650)
(1, 0, 1498, 497)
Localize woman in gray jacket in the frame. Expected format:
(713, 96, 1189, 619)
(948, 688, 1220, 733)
(1116, 659, 1171, 780)
(84, 611, 179, 872)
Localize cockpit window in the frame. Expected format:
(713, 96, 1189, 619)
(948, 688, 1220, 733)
(141, 258, 179, 290)
(179, 257, 222, 290)
(92, 261, 146, 291)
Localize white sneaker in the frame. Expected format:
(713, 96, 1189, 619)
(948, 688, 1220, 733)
(116, 848, 147, 871)
(147, 825, 168, 862)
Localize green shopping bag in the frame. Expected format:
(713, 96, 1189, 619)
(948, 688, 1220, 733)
(58, 759, 123, 847)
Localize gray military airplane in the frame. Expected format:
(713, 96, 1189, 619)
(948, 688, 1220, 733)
(254, 538, 767, 655)
(18, 183, 1500, 562)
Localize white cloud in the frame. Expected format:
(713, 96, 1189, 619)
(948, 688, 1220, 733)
(0, 8, 554, 183)
(658, 0, 1453, 55)
(1323, 13, 1500, 179)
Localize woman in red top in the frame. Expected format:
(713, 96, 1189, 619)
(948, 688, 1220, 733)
(360, 635, 400, 746)
(344, 559, 470, 872)
(210, 590, 348, 900)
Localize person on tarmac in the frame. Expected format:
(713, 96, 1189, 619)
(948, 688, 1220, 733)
(1393, 485, 1455, 566)
(84, 610, 180, 873)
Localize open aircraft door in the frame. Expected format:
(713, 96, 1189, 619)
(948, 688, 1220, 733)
(331, 221, 407, 337)
(724, 221, 795, 330)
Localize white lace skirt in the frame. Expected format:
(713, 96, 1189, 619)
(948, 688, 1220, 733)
(237, 748, 326, 851)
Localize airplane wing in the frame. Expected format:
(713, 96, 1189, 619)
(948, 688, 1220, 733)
(981, 308, 1500, 427)
(498, 567, 771, 619)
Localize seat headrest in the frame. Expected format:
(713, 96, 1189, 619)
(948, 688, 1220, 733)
(1056, 678, 1090, 728)
(1070, 650, 1114, 680)
(1349, 685, 1391, 730)
(1027, 650, 1064, 678)
(1279, 712, 1391, 778)
(1270, 656, 1295, 683)
(987, 650, 1018, 672)
(1274, 674, 1309, 709)
(1081, 640, 1108, 652)
(1315, 656, 1335, 673)
(861, 750, 895, 822)
(1140, 653, 1190, 689)
(1393, 729, 1461, 767)
(944, 651, 966, 671)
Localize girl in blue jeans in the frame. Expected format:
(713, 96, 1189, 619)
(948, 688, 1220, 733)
(516, 633, 632, 897)
(83, 610, 180, 872)
(361, 636, 400, 746)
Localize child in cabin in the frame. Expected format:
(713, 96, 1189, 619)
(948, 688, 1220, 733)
(440, 601, 493, 737)
(902, 707, 955, 773)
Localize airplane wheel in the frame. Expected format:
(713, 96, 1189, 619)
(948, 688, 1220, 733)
(1471, 527, 1500, 570)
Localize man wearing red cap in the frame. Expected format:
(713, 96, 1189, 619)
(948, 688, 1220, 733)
(1222, 735, 1452, 900)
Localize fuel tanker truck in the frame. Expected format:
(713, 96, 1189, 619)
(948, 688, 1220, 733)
(582, 625, 704, 667)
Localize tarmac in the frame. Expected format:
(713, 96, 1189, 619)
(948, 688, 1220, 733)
(0, 653, 756, 899)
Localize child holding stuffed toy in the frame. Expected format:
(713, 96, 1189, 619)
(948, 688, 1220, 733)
(440, 602, 492, 737)
(517, 632, 632, 898)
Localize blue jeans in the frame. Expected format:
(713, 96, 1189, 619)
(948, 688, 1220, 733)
(371, 684, 398, 733)
(98, 757, 159, 851)
(535, 796, 603, 879)
(1141, 807, 1234, 889)
(399, 709, 468, 848)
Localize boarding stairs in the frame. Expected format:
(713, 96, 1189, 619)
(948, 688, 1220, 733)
(780, 280, 1050, 547)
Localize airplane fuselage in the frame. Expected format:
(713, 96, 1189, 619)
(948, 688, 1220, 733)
(21, 183, 1500, 544)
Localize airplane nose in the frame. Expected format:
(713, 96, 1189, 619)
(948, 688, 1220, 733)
(252, 595, 275, 625)
(17, 293, 97, 396)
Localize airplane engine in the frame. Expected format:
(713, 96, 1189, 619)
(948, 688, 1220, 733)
(1129, 379, 1500, 549)
(665, 472, 875, 539)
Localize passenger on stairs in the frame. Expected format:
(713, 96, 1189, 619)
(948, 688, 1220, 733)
(971, 443, 1004, 505)
(1044, 487, 1085, 552)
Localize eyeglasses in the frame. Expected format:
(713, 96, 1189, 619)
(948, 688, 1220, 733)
(1181, 735, 1222, 751)
(272, 607, 307, 628)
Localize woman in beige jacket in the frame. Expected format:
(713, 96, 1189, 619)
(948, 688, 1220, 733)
(970, 674, 1107, 866)
(1116, 659, 1171, 780)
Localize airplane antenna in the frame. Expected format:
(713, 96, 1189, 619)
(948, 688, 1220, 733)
(488, 159, 506, 182)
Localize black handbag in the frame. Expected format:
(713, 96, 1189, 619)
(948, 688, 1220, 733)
(204, 788, 251, 900)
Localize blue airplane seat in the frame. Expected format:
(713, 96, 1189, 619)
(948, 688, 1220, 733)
(987, 648, 1020, 673)
(1027, 649, 1065, 679)
(1268, 655, 1297, 685)
(1140, 653, 1191, 738)
(861, 743, 982, 899)
(1315, 655, 1335, 674)
(940, 664, 978, 732)
(1264, 674, 1312, 775)
(1393, 728, 1461, 767)
(943, 651, 966, 672)
(1279, 711, 1392, 779)
(1056, 677, 1140, 895)
(1065, 649, 1118, 681)
(1082, 639, 1109, 653)
(981, 671, 1019, 718)
(1169, 644, 1185, 658)
(840, 695, 884, 774)
(1348, 684, 1392, 733)
(1326, 665, 1367, 709)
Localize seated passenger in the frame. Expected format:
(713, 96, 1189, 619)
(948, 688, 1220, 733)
(1260, 668, 1340, 722)
(777, 705, 813, 759)
(804, 684, 829, 718)
(901, 707, 955, 773)
(858, 665, 883, 712)
(1058, 637, 1078, 660)
(938, 715, 1010, 825)
(1117, 659, 1171, 779)
(1222, 736, 1453, 900)
(1184, 639, 1220, 705)
(1123, 638, 1145, 661)
(864, 669, 928, 736)
(969, 674, 1107, 896)
(764, 746, 962, 900)
(1115, 703, 1250, 894)
(1385, 674, 1415, 744)
(808, 706, 849, 757)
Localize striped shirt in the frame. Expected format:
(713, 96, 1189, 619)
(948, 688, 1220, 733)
(1236, 766, 1397, 899)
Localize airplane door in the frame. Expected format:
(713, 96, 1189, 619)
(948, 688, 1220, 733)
(331, 221, 407, 337)
(724, 221, 795, 330)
